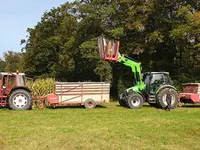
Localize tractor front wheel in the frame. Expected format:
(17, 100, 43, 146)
(9, 89, 32, 110)
(126, 93, 144, 109)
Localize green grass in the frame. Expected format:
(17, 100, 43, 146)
(0, 102, 200, 150)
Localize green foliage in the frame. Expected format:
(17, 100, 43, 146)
(0, 59, 5, 72)
(23, 3, 77, 80)
(20, 0, 200, 97)
(3, 51, 23, 72)
(27, 78, 55, 96)
(94, 60, 112, 82)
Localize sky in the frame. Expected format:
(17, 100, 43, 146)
(0, 0, 73, 56)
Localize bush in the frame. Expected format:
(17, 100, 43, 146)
(26, 78, 55, 96)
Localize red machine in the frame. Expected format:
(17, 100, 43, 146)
(0, 72, 32, 110)
(179, 83, 200, 106)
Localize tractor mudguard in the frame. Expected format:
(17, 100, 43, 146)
(122, 88, 145, 101)
(11, 86, 32, 93)
(156, 85, 177, 94)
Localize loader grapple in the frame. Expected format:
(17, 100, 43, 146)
(98, 36, 119, 62)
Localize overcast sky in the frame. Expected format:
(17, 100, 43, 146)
(0, 0, 73, 56)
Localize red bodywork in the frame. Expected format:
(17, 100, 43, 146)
(0, 73, 29, 107)
(98, 36, 119, 62)
(179, 83, 200, 104)
(47, 93, 59, 104)
(179, 93, 200, 103)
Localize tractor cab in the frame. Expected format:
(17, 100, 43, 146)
(143, 72, 173, 94)
(1, 72, 26, 93)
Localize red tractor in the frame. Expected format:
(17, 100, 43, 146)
(0, 72, 32, 110)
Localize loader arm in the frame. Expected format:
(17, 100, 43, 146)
(97, 36, 145, 93)
(117, 53, 146, 93)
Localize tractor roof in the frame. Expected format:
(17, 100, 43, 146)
(0, 72, 25, 75)
(182, 83, 200, 86)
(145, 72, 169, 75)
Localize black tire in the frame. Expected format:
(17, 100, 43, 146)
(157, 88, 178, 109)
(118, 93, 127, 107)
(9, 89, 32, 110)
(126, 93, 144, 109)
(119, 99, 127, 107)
(84, 99, 96, 109)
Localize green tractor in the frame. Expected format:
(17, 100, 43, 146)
(98, 36, 178, 109)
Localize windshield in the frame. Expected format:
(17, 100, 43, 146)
(16, 75, 25, 86)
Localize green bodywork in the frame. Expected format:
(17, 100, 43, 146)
(118, 53, 146, 94)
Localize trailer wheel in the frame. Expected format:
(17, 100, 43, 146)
(84, 99, 96, 109)
(9, 89, 32, 110)
(157, 88, 178, 109)
(126, 93, 144, 109)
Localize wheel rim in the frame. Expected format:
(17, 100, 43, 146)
(88, 102, 93, 107)
(13, 94, 28, 108)
(162, 94, 176, 106)
(131, 97, 140, 107)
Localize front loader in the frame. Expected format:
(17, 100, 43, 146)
(98, 36, 178, 109)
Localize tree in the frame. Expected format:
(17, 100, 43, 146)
(22, 0, 200, 97)
(3, 51, 23, 72)
(23, 2, 77, 80)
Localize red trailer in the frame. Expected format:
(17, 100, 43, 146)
(179, 83, 200, 106)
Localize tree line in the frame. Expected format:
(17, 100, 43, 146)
(2, 0, 200, 96)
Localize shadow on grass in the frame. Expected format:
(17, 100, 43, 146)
(181, 105, 200, 108)
(116, 104, 167, 111)
(47, 105, 107, 109)
(116, 103, 153, 108)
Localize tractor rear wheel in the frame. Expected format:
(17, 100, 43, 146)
(157, 88, 178, 109)
(126, 93, 144, 109)
(9, 89, 32, 110)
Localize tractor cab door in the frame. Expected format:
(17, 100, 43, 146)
(2, 75, 15, 92)
(149, 74, 164, 94)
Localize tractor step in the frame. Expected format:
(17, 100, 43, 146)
(149, 95, 156, 103)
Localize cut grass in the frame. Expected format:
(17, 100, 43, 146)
(0, 102, 200, 150)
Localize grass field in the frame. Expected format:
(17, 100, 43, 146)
(0, 102, 200, 150)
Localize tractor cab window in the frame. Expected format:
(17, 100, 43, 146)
(151, 74, 164, 85)
(16, 75, 25, 86)
(150, 74, 164, 93)
(164, 74, 173, 85)
(143, 74, 151, 93)
(2, 75, 8, 88)
(2, 75, 15, 88)
(8, 75, 15, 87)
(143, 74, 150, 85)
